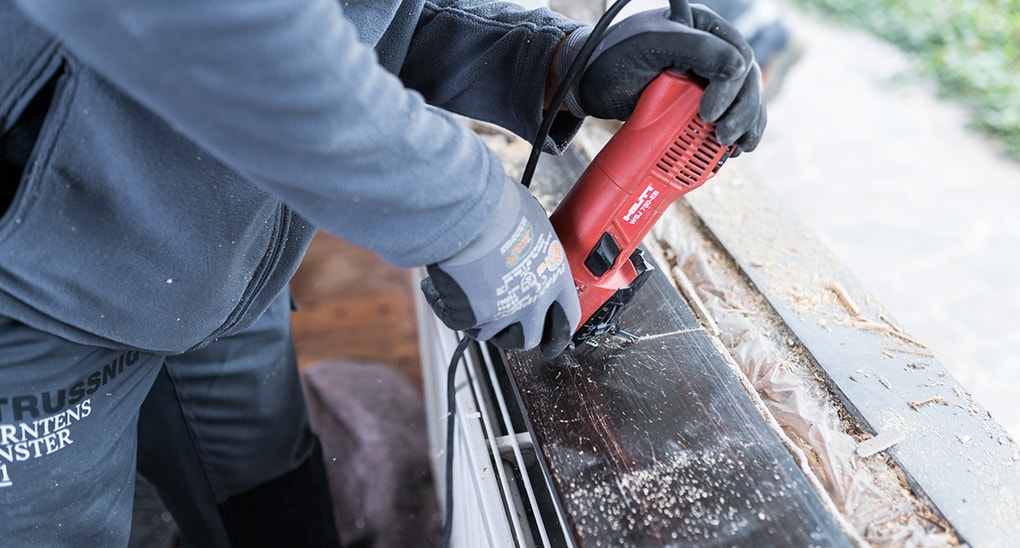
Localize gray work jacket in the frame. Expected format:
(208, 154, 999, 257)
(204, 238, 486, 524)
(0, 0, 583, 353)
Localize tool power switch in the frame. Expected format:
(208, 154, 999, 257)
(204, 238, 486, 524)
(584, 232, 622, 277)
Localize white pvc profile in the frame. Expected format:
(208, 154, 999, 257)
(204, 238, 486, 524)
(475, 343, 575, 546)
(461, 343, 536, 546)
(414, 268, 573, 547)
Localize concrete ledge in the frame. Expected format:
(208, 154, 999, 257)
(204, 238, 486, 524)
(685, 168, 1020, 547)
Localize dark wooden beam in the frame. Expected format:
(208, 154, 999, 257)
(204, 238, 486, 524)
(494, 142, 853, 546)
(504, 267, 852, 545)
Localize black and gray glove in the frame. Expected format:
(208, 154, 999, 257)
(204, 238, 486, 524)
(421, 176, 581, 359)
(558, 5, 767, 153)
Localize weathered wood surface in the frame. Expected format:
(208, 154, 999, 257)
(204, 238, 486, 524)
(504, 262, 851, 546)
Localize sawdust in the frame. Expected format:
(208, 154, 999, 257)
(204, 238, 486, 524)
(564, 445, 800, 544)
(683, 172, 946, 367)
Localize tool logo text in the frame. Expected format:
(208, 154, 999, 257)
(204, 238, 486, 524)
(621, 183, 660, 226)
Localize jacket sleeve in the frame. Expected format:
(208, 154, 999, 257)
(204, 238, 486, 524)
(399, 0, 586, 151)
(13, 0, 526, 268)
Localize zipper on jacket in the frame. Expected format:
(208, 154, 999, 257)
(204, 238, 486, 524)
(214, 202, 293, 339)
(1, 71, 59, 216)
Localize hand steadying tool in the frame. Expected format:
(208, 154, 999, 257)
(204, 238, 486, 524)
(539, 0, 735, 348)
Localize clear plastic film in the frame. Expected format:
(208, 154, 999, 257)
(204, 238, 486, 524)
(650, 208, 956, 547)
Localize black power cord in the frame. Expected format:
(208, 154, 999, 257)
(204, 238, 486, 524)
(520, 0, 635, 189)
(520, 0, 691, 189)
(441, 335, 472, 548)
(440, 1, 630, 543)
(438, 6, 628, 545)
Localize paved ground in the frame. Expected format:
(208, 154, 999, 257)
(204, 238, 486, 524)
(736, 5, 1020, 440)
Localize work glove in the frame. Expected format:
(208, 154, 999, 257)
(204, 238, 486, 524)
(420, 177, 581, 359)
(558, 5, 767, 153)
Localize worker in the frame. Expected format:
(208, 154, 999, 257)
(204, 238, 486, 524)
(0, 0, 764, 545)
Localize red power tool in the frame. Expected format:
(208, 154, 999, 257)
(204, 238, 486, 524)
(550, 71, 732, 347)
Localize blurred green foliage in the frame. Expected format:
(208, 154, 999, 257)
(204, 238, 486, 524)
(793, 0, 1020, 159)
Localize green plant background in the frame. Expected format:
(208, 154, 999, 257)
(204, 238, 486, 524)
(792, 0, 1020, 160)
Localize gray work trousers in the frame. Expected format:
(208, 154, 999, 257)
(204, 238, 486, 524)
(0, 289, 314, 546)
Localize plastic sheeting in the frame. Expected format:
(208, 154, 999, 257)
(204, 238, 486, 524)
(651, 208, 956, 547)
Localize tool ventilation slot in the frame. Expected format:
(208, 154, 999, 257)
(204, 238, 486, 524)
(655, 117, 723, 187)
